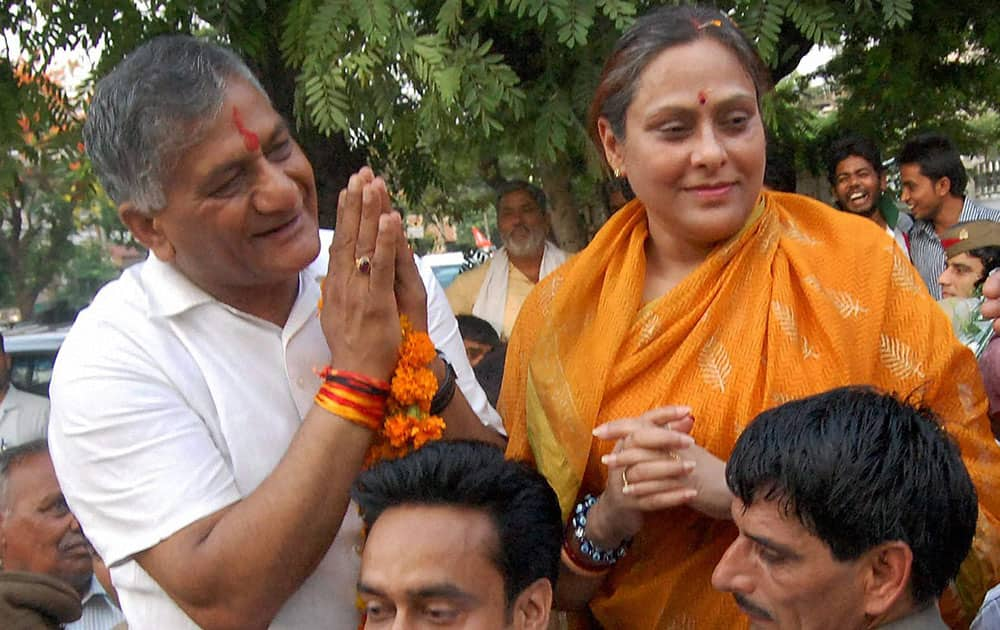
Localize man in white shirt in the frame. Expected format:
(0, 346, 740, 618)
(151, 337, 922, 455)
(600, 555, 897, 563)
(48, 34, 504, 629)
(0, 332, 50, 450)
(0, 440, 125, 629)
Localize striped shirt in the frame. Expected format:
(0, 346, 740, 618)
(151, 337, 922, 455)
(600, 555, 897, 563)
(65, 576, 126, 630)
(908, 197, 1000, 299)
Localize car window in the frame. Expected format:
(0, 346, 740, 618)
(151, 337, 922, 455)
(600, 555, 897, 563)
(9, 352, 58, 397)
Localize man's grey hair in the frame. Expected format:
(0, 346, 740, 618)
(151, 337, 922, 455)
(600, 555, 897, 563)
(83, 34, 267, 215)
(0, 439, 49, 512)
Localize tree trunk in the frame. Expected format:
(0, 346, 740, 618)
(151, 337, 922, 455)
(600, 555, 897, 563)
(16, 287, 39, 322)
(539, 162, 586, 253)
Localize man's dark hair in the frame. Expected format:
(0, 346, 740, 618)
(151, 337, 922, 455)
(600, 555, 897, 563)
(826, 135, 883, 186)
(0, 331, 5, 354)
(353, 441, 562, 608)
(456, 314, 500, 347)
(496, 180, 547, 212)
(967, 246, 1000, 290)
(726, 387, 977, 606)
(898, 133, 968, 197)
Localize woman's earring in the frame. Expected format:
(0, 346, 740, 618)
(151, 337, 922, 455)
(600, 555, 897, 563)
(613, 167, 622, 178)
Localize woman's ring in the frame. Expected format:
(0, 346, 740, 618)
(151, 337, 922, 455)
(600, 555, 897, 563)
(621, 467, 631, 492)
(355, 255, 372, 274)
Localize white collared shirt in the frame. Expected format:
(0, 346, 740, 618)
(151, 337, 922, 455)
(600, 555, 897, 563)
(0, 385, 50, 449)
(48, 230, 502, 629)
(64, 575, 126, 630)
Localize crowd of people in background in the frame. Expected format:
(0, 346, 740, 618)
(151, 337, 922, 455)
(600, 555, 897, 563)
(1, 3, 999, 630)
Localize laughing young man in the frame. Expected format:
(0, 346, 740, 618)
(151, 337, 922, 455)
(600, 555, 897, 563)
(827, 135, 911, 254)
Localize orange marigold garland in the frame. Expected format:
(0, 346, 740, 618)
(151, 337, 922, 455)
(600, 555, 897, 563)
(364, 315, 445, 467)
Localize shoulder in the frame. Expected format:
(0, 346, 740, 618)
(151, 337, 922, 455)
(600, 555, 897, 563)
(964, 198, 1000, 220)
(445, 260, 491, 296)
(7, 386, 49, 410)
(769, 191, 898, 257)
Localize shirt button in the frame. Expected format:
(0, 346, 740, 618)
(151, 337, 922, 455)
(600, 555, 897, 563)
(297, 377, 305, 388)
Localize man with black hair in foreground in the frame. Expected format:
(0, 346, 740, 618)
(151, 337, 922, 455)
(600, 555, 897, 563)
(713, 387, 978, 630)
(352, 441, 561, 629)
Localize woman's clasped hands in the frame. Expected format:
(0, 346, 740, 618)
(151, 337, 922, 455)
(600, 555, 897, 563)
(589, 405, 733, 544)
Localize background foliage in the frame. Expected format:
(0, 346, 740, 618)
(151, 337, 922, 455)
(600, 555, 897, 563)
(3, 0, 999, 315)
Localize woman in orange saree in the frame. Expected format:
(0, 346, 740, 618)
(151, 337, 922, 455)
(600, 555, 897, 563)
(499, 6, 1000, 629)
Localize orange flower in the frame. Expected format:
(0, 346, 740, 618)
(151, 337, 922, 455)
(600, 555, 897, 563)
(389, 367, 437, 407)
(398, 331, 436, 368)
(355, 315, 446, 468)
(412, 415, 445, 448)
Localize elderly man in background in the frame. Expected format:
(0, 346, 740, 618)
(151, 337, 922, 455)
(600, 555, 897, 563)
(0, 332, 50, 450)
(0, 440, 125, 628)
(447, 181, 567, 340)
(48, 34, 504, 630)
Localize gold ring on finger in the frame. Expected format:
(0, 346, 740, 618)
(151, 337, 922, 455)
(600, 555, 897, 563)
(621, 467, 631, 492)
(355, 255, 372, 274)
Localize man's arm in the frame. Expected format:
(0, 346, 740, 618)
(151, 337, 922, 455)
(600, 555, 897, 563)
(138, 175, 408, 629)
(135, 404, 374, 629)
(419, 255, 506, 447)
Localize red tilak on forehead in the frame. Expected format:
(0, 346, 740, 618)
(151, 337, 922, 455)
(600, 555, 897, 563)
(231, 106, 260, 152)
(698, 90, 709, 105)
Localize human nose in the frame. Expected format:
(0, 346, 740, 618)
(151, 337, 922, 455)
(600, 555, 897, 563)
(253, 160, 299, 213)
(691, 125, 726, 169)
(711, 536, 753, 594)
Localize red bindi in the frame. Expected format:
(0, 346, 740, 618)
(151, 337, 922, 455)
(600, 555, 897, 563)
(698, 90, 708, 106)
(232, 106, 260, 152)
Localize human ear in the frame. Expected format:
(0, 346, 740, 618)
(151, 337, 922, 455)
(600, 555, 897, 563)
(510, 578, 553, 629)
(597, 117, 625, 178)
(879, 172, 888, 192)
(119, 203, 175, 262)
(862, 541, 913, 618)
(934, 176, 952, 198)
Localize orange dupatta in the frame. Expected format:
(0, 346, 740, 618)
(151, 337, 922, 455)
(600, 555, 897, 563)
(500, 191, 1000, 629)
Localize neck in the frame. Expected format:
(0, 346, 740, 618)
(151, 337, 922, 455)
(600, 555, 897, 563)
(507, 248, 544, 283)
(211, 278, 300, 327)
(642, 225, 714, 303)
(866, 597, 934, 629)
(933, 196, 965, 234)
(870, 209, 888, 229)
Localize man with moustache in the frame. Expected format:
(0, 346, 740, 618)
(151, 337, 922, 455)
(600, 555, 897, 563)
(446, 181, 567, 340)
(713, 387, 978, 630)
(899, 133, 1000, 298)
(827, 135, 911, 253)
(0, 440, 125, 628)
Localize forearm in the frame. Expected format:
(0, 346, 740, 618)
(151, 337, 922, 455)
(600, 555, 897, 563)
(685, 445, 734, 520)
(432, 356, 506, 448)
(138, 405, 372, 628)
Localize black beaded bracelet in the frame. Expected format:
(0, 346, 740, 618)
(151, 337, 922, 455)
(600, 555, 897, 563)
(429, 351, 457, 415)
(568, 494, 631, 568)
